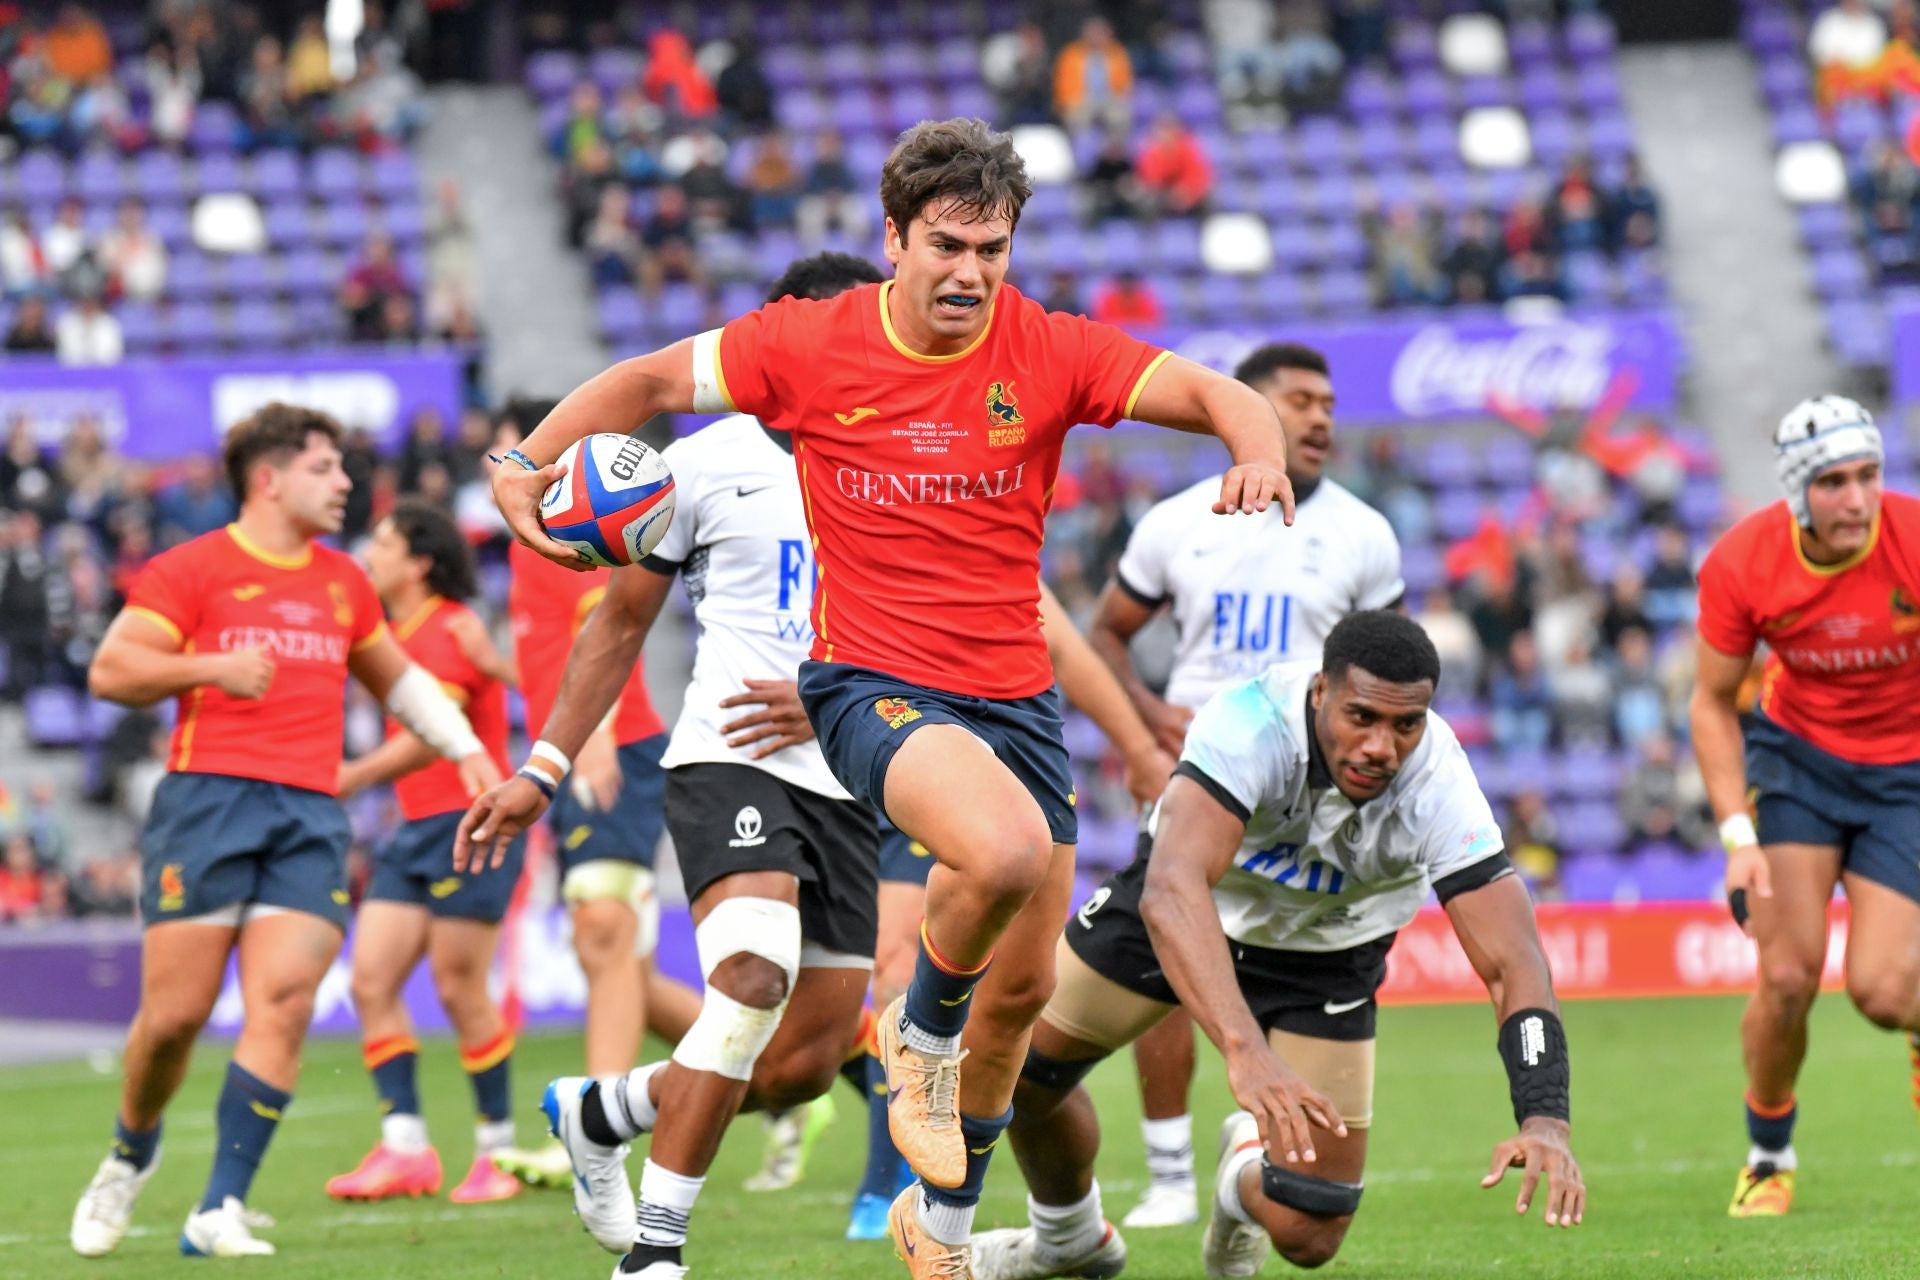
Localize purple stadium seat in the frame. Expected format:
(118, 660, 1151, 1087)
(1813, 248, 1870, 299)
(74, 150, 125, 202)
(251, 150, 302, 200)
(1356, 119, 1408, 167)
(1508, 23, 1557, 64)
(166, 300, 221, 348)
(1390, 20, 1438, 70)
(1563, 801, 1627, 851)
(524, 49, 580, 100)
(280, 247, 335, 298)
(370, 151, 418, 199)
(310, 148, 363, 198)
(25, 685, 87, 748)
(1400, 69, 1455, 117)
(1745, 8, 1801, 57)
(588, 48, 641, 97)
(1433, 488, 1487, 541)
(1400, 543, 1446, 595)
(291, 297, 344, 344)
(1420, 439, 1480, 488)
(225, 254, 275, 297)
(383, 201, 426, 245)
(1560, 852, 1630, 903)
(1459, 76, 1514, 111)
(1564, 12, 1618, 60)
(189, 100, 241, 151)
(262, 200, 311, 246)
(321, 201, 373, 248)
(15, 150, 66, 203)
(194, 151, 243, 194)
(136, 150, 188, 201)
(1344, 66, 1399, 116)
(818, 43, 872, 84)
(230, 298, 290, 348)
(168, 251, 217, 300)
(118, 301, 162, 353)
(1630, 844, 1719, 902)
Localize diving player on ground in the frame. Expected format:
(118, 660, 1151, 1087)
(486, 118, 1291, 1279)
(70, 406, 497, 1259)
(1088, 341, 1403, 1229)
(972, 612, 1583, 1280)
(1691, 395, 1920, 1218)
(325, 501, 525, 1206)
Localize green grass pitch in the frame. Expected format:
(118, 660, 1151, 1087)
(4, 995, 1913, 1278)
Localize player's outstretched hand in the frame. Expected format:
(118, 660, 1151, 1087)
(456, 751, 503, 799)
(455, 774, 550, 873)
(1214, 460, 1295, 524)
(215, 645, 276, 699)
(1724, 843, 1771, 938)
(1481, 1116, 1584, 1228)
(1122, 743, 1177, 808)
(1225, 1045, 1347, 1166)
(1143, 695, 1194, 759)
(492, 458, 591, 572)
(572, 731, 623, 811)
(720, 678, 816, 760)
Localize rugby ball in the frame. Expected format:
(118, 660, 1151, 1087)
(538, 433, 676, 568)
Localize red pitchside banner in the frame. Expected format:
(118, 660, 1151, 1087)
(1380, 900, 1851, 1005)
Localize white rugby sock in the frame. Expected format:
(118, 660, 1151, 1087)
(607, 1062, 667, 1140)
(635, 1159, 705, 1248)
(381, 1112, 430, 1155)
(474, 1119, 513, 1154)
(899, 1019, 963, 1059)
(1142, 1115, 1196, 1187)
(918, 1188, 975, 1246)
(1031, 1181, 1105, 1260)
(1748, 1143, 1797, 1171)
(1215, 1142, 1263, 1226)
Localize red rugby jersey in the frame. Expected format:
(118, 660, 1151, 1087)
(124, 524, 385, 794)
(694, 281, 1168, 699)
(507, 541, 664, 744)
(1697, 493, 1920, 763)
(388, 597, 511, 821)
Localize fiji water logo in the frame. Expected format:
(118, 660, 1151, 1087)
(1389, 323, 1619, 416)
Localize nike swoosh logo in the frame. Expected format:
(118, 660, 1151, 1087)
(736, 484, 772, 498)
(1323, 997, 1370, 1016)
(835, 407, 879, 426)
(938, 992, 971, 1007)
(902, 1233, 917, 1257)
(888, 1085, 903, 1105)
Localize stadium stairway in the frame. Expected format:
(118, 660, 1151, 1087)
(1617, 43, 1840, 502)
(414, 84, 606, 400)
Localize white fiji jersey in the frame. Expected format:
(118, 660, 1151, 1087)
(1169, 662, 1505, 953)
(1115, 476, 1404, 710)
(650, 415, 849, 799)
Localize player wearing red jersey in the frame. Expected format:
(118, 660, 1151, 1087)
(481, 119, 1289, 1280)
(69, 407, 498, 1259)
(1692, 395, 1920, 1219)
(325, 502, 525, 1207)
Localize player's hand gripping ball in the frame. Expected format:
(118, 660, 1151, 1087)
(538, 433, 676, 568)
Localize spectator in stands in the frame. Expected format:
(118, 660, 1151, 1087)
(1504, 196, 1557, 257)
(0, 834, 46, 922)
(1547, 157, 1608, 254)
(42, 197, 88, 283)
(1415, 586, 1483, 690)
(55, 293, 123, 366)
(1040, 269, 1088, 315)
(1599, 565, 1654, 650)
(1054, 16, 1135, 134)
(607, 85, 666, 183)
(1611, 154, 1662, 250)
(798, 130, 869, 241)
(1548, 637, 1614, 747)
(1466, 568, 1531, 668)
(5, 295, 57, 353)
(982, 21, 1056, 126)
(1135, 112, 1214, 217)
(1440, 207, 1506, 304)
(679, 130, 748, 231)
(0, 509, 51, 698)
(340, 230, 410, 336)
(1091, 269, 1164, 331)
(638, 183, 704, 297)
(239, 34, 299, 150)
(642, 29, 717, 120)
(144, 40, 201, 149)
(1488, 628, 1553, 751)
(99, 200, 167, 303)
(1617, 734, 1708, 847)
(745, 134, 803, 230)
(153, 453, 235, 544)
(559, 81, 607, 169)
(21, 779, 71, 870)
(1643, 525, 1697, 629)
(59, 413, 121, 529)
(378, 292, 422, 346)
(1851, 140, 1918, 238)
(1501, 248, 1568, 303)
(44, 3, 112, 86)
(565, 138, 618, 248)
(47, 521, 110, 685)
(1086, 129, 1142, 222)
(1502, 789, 1563, 901)
(1612, 626, 1667, 747)
(1367, 203, 1445, 306)
(1331, 0, 1389, 67)
(0, 420, 59, 519)
(1810, 0, 1887, 107)
(716, 39, 775, 131)
(397, 406, 457, 495)
(1207, 0, 1289, 109)
(586, 184, 641, 286)
(0, 208, 47, 296)
(1273, 0, 1346, 115)
(426, 180, 476, 330)
(285, 15, 335, 105)
(72, 851, 139, 917)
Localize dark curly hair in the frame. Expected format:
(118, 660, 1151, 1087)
(879, 117, 1032, 243)
(1322, 611, 1440, 689)
(386, 499, 478, 601)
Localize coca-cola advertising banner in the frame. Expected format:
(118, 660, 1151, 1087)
(1147, 311, 1682, 423)
(0, 351, 466, 457)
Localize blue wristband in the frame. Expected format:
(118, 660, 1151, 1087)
(487, 448, 543, 472)
(516, 765, 558, 800)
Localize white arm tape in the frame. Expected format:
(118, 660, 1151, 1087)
(529, 739, 572, 778)
(386, 664, 485, 761)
